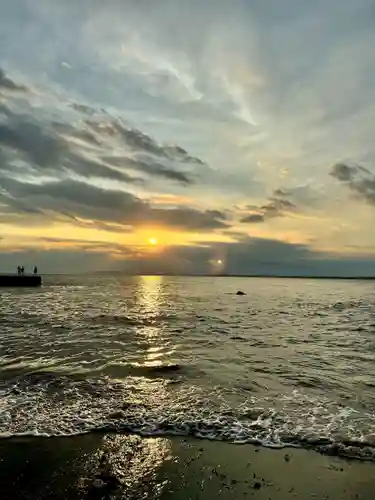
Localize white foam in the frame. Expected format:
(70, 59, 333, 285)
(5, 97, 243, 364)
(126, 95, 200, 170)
(1, 375, 375, 460)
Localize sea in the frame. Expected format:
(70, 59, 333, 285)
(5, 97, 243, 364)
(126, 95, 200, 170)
(1, 275, 375, 461)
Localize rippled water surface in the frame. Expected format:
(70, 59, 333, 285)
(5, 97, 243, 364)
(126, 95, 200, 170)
(1, 275, 375, 460)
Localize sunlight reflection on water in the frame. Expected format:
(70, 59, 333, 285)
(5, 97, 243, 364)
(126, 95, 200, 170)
(134, 276, 175, 368)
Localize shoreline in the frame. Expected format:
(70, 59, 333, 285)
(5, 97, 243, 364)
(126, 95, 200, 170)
(1, 433, 374, 499)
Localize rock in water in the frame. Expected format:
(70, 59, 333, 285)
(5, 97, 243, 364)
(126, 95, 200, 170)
(236, 290, 246, 295)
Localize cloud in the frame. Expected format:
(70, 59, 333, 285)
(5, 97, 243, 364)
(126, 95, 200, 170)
(241, 213, 265, 223)
(85, 117, 204, 165)
(0, 175, 229, 232)
(273, 185, 316, 205)
(0, 109, 142, 184)
(119, 236, 375, 277)
(30, 236, 137, 255)
(2, 234, 372, 276)
(330, 162, 371, 182)
(70, 102, 96, 115)
(241, 195, 296, 223)
(330, 162, 375, 205)
(0, 101, 202, 187)
(122, 236, 315, 275)
(103, 155, 193, 184)
(0, 67, 27, 92)
(0, 69, 230, 236)
(0, 65, 208, 195)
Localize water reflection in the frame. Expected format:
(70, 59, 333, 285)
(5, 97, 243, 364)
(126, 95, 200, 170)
(80, 278, 175, 495)
(135, 276, 174, 367)
(137, 276, 163, 332)
(80, 434, 171, 498)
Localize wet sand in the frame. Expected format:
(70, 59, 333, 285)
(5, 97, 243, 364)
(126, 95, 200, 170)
(0, 434, 374, 499)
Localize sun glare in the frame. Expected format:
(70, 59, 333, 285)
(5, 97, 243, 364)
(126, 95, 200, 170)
(148, 237, 158, 246)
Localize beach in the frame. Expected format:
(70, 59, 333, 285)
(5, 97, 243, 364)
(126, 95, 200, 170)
(1, 433, 374, 499)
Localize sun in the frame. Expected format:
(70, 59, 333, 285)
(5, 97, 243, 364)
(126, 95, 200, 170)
(148, 237, 158, 246)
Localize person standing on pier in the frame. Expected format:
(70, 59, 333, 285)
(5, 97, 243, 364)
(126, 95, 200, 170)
(33, 266, 38, 275)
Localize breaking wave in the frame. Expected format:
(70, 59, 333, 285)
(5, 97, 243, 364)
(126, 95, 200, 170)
(1, 372, 375, 461)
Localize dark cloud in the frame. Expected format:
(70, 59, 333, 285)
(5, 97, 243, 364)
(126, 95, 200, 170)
(105, 237, 315, 276)
(241, 213, 265, 223)
(0, 176, 229, 232)
(1, 177, 136, 212)
(0, 113, 138, 184)
(0, 120, 64, 167)
(146, 207, 227, 230)
(272, 183, 324, 210)
(221, 237, 310, 272)
(330, 163, 356, 182)
(0, 69, 225, 234)
(330, 162, 375, 205)
(0, 102, 12, 117)
(0, 67, 28, 92)
(121, 237, 375, 277)
(0, 92, 203, 187)
(53, 122, 102, 147)
(70, 102, 96, 115)
(86, 117, 204, 165)
(64, 155, 142, 184)
(241, 196, 296, 223)
(261, 197, 296, 215)
(103, 155, 192, 184)
(164, 145, 205, 165)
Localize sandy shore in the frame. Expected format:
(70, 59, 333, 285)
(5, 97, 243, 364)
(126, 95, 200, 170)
(0, 434, 374, 499)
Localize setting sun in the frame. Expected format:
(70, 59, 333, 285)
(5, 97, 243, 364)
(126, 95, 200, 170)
(148, 237, 158, 246)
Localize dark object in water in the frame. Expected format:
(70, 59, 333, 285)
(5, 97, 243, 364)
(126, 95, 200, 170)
(149, 364, 181, 373)
(0, 274, 42, 287)
(236, 290, 246, 295)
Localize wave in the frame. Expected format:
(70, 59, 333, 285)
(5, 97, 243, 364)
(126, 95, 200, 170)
(1, 373, 375, 461)
(94, 313, 178, 326)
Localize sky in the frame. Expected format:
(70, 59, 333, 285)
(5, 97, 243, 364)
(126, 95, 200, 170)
(1, 0, 375, 275)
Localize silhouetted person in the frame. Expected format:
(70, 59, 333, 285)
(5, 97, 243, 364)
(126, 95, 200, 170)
(33, 266, 38, 275)
(21, 266, 24, 275)
(17, 266, 21, 275)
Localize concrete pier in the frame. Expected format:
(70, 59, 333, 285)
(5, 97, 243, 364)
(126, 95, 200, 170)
(0, 274, 42, 287)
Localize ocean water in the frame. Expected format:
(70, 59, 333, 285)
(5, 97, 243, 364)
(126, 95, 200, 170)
(1, 275, 375, 460)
